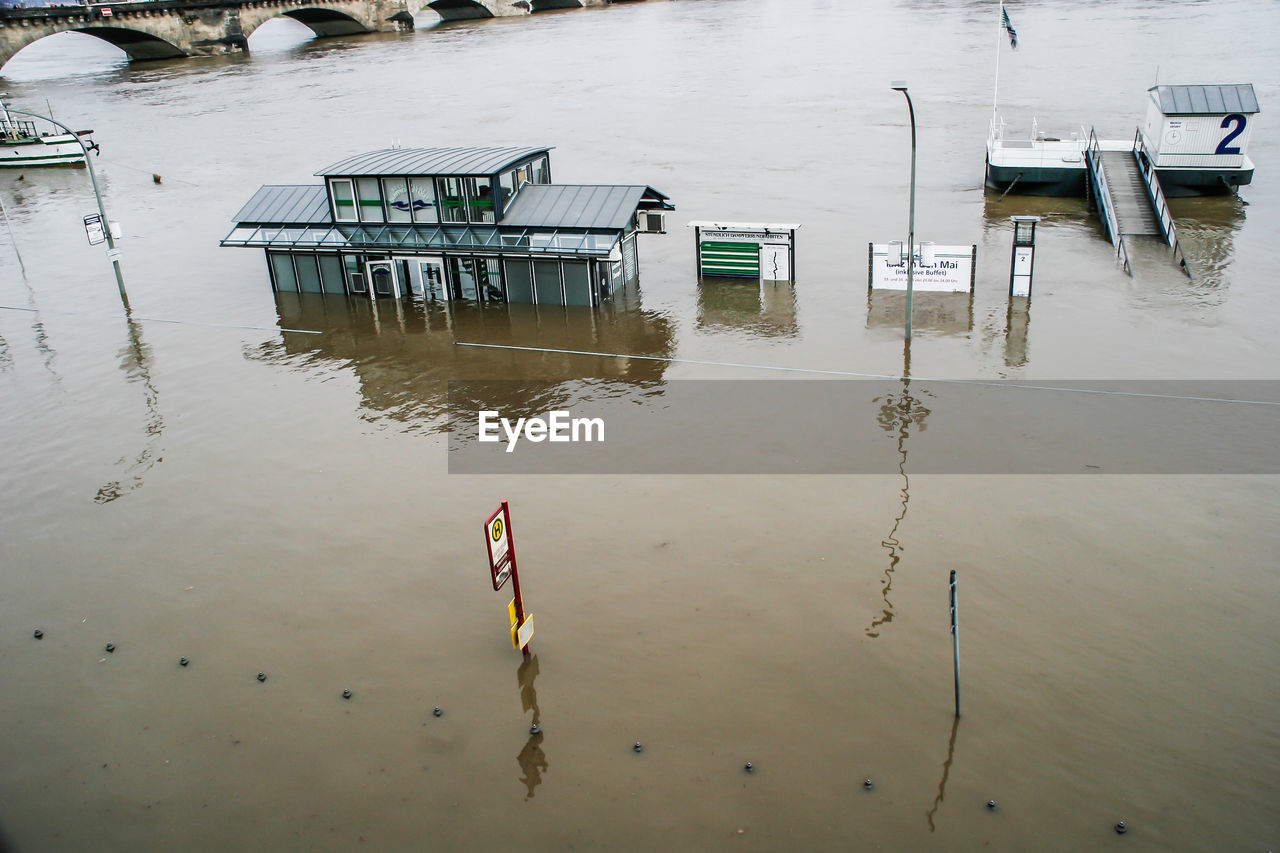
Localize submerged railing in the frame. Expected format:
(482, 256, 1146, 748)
(1133, 129, 1194, 280)
(1085, 128, 1132, 277)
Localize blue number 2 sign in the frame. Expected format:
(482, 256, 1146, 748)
(1216, 114, 1247, 155)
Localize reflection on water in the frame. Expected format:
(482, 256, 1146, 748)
(696, 278, 798, 338)
(867, 346, 932, 639)
(94, 316, 163, 504)
(925, 715, 961, 833)
(867, 290, 973, 338)
(1004, 296, 1030, 368)
(251, 290, 677, 433)
(516, 655, 546, 800)
(1165, 194, 1246, 294)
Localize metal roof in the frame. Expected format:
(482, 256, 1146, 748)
(233, 185, 331, 224)
(1149, 84, 1259, 115)
(502, 184, 670, 230)
(220, 222, 621, 258)
(317, 147, 552, 177)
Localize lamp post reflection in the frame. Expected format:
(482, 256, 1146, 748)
(94, 316, 163, 504)
(867, 342, 931, 638)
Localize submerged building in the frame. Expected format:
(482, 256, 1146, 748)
(221, 146, 672, 306)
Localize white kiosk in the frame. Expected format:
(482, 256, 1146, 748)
(1139, 84, 1260, 195)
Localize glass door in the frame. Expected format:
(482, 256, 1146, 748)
(417, 257, 447, 301)
(365, 260, 397, 299)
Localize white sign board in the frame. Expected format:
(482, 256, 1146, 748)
(759, 245, 791, 281)
(869, 243, 976, 293)
(1011, 246, 1034, 297)
(83, 214, 105, 246)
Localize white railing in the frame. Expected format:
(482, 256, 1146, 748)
(1086, 128, 1131, 276)
(1133, 129, 1193, 279)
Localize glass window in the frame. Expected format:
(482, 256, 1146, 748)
(356, 178, 382, 223)
(562, 261, 592, 307)
(295, 254, 323, 293)
(437, 178, 467, 223)
(498, 171, 516, 215)
(467, 177, 495, 224)
(533, 260, 563, 306)
(410, 178, 438, 224)
(530, 157, 550, 184)
(514, 165, 529, 188)
(344, 254, 367, 293)
(476, 257, 503, 301)
(318, 255, 346, 294)
(331, 179, 357, 222)
(504, 259, 534, 304)
(449, 257, 479, 300)
(382, 178, 412, 223)
(269, 252, 298, 292)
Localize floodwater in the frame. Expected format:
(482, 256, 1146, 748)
(2, 0, 1278, 849)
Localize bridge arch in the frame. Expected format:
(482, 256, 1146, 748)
(0, 24, 186, 69)
(424, 0, 495, 21)
(241, 6, 374, 39)
(530, 0, 582, 10)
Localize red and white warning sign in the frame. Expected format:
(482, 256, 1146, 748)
(485, 504, 512, 590)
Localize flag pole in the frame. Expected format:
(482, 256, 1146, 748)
(993, 0, 1003, 118)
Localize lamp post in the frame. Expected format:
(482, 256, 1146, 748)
(4, 106, 128, 310)
(890, 82, 916, 341)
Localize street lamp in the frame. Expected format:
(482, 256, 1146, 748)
(890, 81, 916, 341)
(4, 105, 128, 310)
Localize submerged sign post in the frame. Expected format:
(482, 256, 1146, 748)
(689, 221, 799, 282)
(868, 243, 977, 292)
(484, 500, 531, 656)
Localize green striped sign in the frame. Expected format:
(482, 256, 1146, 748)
(700, 240, 759, 277)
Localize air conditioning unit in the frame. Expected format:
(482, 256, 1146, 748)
(635, 211, 667, 234)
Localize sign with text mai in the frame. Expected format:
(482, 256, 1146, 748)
(868, 243, 977, 293)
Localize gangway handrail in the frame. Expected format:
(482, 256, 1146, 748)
(1133, 128, 1194, 280)
(1086, 128, 1132, 276)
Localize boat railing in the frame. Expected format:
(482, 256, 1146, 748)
(1133, 127, 1194, 280)
(1086, 127, 1132, 276)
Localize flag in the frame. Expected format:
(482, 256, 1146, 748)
(1002, 6, 1018, 49)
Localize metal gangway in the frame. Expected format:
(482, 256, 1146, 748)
(1085, 128, 1192, 279)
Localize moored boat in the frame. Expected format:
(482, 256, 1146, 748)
(1, 98, 98, 168)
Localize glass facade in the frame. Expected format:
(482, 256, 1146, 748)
(503, 259, 534, 303)
(331, 179, 357, 222)
(438, 178, 467, 223)
(533, 260, 563, 306)
(562, 261, 591, 307)
(383, 178, 412, 223)
(356, 178, 382, 223)
(410, 178, 438, 224)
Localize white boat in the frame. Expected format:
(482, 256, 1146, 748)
(986, 116, 1090, 196)
(1, 99, 98, 168)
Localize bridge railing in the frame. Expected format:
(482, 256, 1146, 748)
(1086, 127, 1132, 277)
(1133, 128, 1194, 280)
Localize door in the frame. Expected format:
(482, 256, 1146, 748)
(448, 257, 479, 301)
(417, 257, 447, 301)
(365, 260, 397, 299)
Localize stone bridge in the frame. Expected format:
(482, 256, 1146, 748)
(0, 0, 630, 69)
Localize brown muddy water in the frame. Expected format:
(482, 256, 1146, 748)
(2, 0, 1278, 849)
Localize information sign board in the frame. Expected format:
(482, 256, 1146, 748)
(868, 243, 977, 292)
(485, 504, 512, 590)
(83, 213, 105, 246)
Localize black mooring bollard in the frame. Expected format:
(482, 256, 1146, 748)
(342, 689, 352, 699)
(744, 762, 754, 773)
(863, 778, 874, 790)
(987, 800, 997, 810)
(1115, 821, 1127, 835)
(179, 657, 189, 667)
(529, 724, 539, 735)
(105, 643, 116, 653)
(33, 629, 43, 639)
(256, 672, 267, 682)
(633, 742, 643, 753)
(433, 706, 443, 717)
